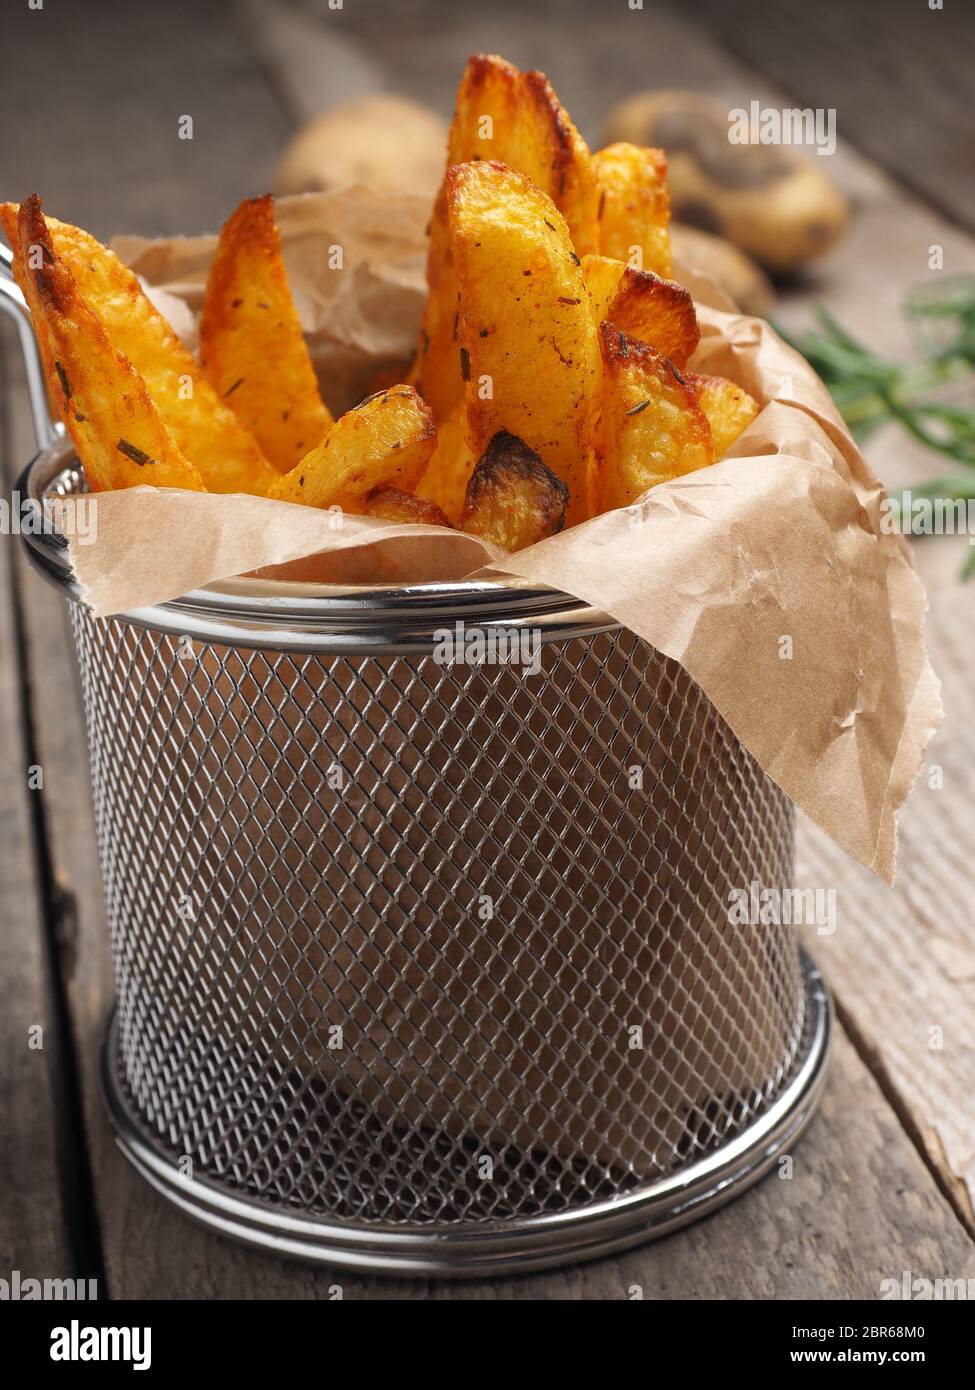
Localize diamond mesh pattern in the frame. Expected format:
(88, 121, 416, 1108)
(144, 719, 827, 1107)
(70, 605, 802, 1225)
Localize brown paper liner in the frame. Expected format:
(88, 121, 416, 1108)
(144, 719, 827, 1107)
(55, 188, 940, 887)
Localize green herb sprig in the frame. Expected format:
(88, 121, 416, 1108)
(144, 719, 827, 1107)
(778, 276, 975, 578)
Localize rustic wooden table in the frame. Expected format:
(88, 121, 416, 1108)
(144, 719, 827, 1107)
(2, 0, 973, 1300)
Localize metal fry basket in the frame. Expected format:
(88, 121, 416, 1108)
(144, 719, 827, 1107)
(17, 438, 831, 1275)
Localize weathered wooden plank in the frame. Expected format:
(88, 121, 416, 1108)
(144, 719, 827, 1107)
(0, 0, 292, 239)
(0, 331, 75, 1279)
(659, 0, 975, 235)
(4, 0, 974, 1297)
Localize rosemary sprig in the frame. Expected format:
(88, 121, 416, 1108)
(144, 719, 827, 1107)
(779, 278, 975, 578)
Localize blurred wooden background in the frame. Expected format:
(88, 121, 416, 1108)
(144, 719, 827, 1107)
(2, 0, 975, 1299)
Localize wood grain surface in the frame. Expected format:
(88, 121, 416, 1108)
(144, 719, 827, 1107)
(1, 0, 973, 1298)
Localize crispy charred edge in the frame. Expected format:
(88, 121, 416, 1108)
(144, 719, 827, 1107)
(447, 54, 519, 170)
(609, 268, 700, 363)
(462, 430, 570, 536)
(459, 52, 520, 102)
(18, 193, 68, 314)
(0, 202, 19, 257)
(615, 266, 695, 315)
(202, 193, 278, 335)
(521, 69, 587, 199)
(350, 384, 437, 440)
(364, 486, 452, 528)
(220, 193, 277, 259)
(598, 320, 714, 456)
(599, 318, 676, 375)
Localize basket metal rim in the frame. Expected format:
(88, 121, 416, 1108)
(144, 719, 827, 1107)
(101, 950, 831, 1279)
(18, 442, 616, 651)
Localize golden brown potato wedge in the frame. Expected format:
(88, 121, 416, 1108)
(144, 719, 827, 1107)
(363, 487, 451, 528)
(410, 53, 599, 421)
(520, 67, 600, 257)
(13, 196, 204, 493)
(406, 184, 460, 422)
(410, 55, 525, 422)
(268, 386, 436, 512)
(595, 321, 713, 512)
(459, 431, 568, 550)
(686, 372, 761, 460)
(583, 254, 700, 367)
(0, 201, 276, 495)
(593, 142, 672, 277)
(581, 253, 627, 321)
(414, 401, 477, 525)
(199, 194, 333, 473)
(447, 159, 601, 525)
(445, 55, 599, 252)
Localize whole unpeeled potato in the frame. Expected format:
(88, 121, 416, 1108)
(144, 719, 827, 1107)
(670, 223, 774, 316)
(277, 94, 449, 196)
(602, 90, 848, 274)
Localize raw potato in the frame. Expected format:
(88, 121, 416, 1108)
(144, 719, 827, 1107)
(411, 53, 599, 421)
(447, 159, 601, 526)
(363, 487, 451, 528)
(14, 196, 204, 493)
(593, 142, 672, 278)
(669, 223, 774, 317)
(0, 203, 276, 495)
(601, 90, 848, 274)
(582, 254, 700, 367)
(687, 372, 761, 460)
(199, 194, 333, 473)
(276, 95, 448, 197)
(595, 321, 713, 512)
(268, 386, 436, 512)
(415, 402, 477, 524)
(459, 431, 568, 550)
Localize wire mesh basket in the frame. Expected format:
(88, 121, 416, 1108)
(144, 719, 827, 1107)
(18, 440, 831, 1276)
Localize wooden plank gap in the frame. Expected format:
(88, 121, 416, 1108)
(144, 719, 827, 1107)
(1, 513, 107, 1291)
(833, 991, 975, 1240)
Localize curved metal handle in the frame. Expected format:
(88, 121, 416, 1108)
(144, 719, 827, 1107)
(0, 239, 60, 452)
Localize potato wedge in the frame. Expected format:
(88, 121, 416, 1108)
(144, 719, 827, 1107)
(520, 68, 600, 257)
(268, 386, 436, 512)
(593, 142, 672, 277)
(447, 160, 601, 525)
(411, 54, 599, 421)
(14, 196, 204, 493)
(406, 184, 460, 422)
(687, 372, 761, 459)
(583, 254, 700, 367)
(199, 194, 333, 473)
(414, 401, 476, 524)
(410, 55, 525, 422)
(459, 431, 568, 550)
(581, 253, 627, 321)
(595, 321, 713, 512)
(0, 201, 276, 495)
(363, 487, 451, 528)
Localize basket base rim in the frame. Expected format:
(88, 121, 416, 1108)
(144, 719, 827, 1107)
(101, 948, 832, 1279)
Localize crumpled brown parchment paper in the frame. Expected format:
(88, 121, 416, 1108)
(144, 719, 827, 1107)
(48, 190, 939, 883)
